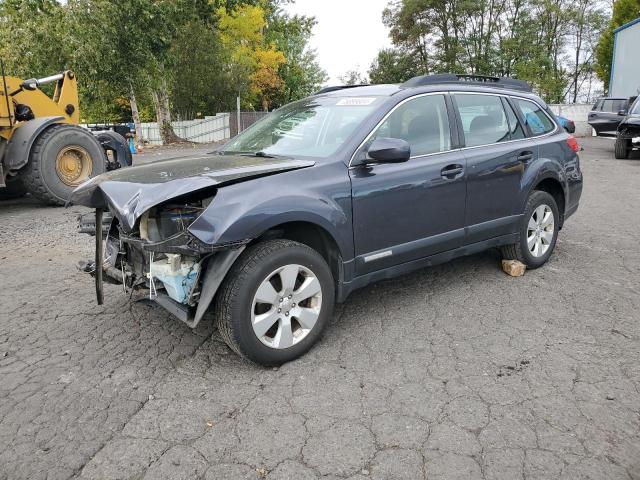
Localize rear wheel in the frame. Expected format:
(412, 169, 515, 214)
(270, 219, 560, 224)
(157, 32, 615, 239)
(501, 190, 559, 269)
(22, 124, 106, 205)
(614, 136, 630, 159)
(214, 239, 335, 366)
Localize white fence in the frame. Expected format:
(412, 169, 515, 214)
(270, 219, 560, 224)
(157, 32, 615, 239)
(548, 104, 593, 137)
(135, 113, 230, 145)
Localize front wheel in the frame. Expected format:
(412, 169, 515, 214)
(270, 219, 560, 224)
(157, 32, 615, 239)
(214, 239, 335, 366)
(501, 190, 559, 269)
(614, 136, 630, 159)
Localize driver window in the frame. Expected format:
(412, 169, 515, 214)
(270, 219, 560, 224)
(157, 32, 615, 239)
(371, 95, 451, 157)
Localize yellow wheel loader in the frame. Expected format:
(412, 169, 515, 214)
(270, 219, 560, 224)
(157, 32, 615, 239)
(0, 66, 131, 205)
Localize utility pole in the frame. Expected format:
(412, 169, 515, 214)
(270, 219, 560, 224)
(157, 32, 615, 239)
(236, 95, 241, 135)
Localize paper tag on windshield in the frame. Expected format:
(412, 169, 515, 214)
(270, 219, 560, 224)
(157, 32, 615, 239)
(336, 97, 377, 106)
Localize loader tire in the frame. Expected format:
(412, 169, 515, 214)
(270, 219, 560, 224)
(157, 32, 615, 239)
(22, 124, 106, 206)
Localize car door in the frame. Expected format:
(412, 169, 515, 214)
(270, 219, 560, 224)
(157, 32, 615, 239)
(588, 98, 626, 137)
(454, 93, 535, 243)
(349, 93, 467, 275)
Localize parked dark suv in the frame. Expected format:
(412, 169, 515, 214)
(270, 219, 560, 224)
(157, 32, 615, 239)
(72, 74, 583, 365)
(588, 96, 635, 137)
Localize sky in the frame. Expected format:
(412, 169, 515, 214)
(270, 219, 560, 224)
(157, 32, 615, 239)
(283, 0, 393, 85)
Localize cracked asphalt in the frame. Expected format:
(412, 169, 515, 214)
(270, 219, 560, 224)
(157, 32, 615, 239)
(1, 136, 639, 480)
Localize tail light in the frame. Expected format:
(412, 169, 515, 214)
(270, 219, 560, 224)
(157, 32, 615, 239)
(567, 136, 579, 153)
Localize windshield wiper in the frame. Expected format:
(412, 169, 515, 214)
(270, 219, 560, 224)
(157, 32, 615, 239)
(240, 151, 275, 158)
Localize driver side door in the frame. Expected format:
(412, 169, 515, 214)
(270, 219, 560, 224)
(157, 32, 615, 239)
(349, 93, 467, 275)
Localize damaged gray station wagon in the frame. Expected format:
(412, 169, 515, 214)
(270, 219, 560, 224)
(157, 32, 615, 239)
(73, 74, 583, 366)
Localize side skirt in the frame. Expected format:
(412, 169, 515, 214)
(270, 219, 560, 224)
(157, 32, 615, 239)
(337, 233, 518, 302)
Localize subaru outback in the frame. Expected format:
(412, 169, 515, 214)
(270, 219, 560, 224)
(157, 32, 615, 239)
(72, 73, 583, 366)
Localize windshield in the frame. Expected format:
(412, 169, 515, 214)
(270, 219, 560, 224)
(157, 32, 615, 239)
(222, 96, 382, 158)
(631, 99, 640, 115)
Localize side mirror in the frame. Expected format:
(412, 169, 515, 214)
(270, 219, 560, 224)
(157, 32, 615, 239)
(618, 109, 627, 116)
(366, 138, 411, 164)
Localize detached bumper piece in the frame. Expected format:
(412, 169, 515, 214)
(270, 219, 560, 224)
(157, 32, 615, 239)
(95, 209, 104, 305)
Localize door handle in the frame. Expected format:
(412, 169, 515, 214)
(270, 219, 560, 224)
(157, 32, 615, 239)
(517, 151, 534, 162)
(441, 164, 464, 178)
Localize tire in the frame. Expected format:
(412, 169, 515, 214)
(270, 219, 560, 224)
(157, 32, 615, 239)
(0, 177, 27, 201)
(614, 136, 630, 159)
(501, 190, 559, 269)
(21, 124, 106, 206)
(214, 239, 335, 366)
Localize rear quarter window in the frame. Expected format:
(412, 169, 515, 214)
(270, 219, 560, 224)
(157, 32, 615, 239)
(513, 99, 556, 136)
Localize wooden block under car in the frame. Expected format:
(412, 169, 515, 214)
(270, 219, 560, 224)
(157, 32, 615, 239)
(502, 259, 526, 277)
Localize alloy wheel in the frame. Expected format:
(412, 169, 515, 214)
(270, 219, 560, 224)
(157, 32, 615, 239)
(527, 204, 554, 257)
(251, 264, 323, 349)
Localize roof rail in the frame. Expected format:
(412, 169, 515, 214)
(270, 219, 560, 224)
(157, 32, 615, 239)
(401, 73, 532, 92)
(315, 84, 369, 94)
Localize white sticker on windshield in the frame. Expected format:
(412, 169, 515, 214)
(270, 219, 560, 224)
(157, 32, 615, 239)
(336, 97, 377, 106)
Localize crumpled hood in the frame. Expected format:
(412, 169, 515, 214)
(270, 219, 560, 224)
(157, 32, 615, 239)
(69, 153, 314, 231)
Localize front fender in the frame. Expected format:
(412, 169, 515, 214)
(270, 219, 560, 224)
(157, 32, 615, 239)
(187, 168, 353, 260)
(5, 116, 65, 171)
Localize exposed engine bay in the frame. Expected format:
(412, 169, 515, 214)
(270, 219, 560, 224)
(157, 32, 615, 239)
(79, 196, 247, 328)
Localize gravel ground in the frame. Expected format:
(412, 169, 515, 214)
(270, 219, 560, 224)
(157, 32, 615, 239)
(0, 137, 639, 480)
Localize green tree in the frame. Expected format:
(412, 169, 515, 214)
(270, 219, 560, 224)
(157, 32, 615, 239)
(0, 0, 70, 77)
(339, 70, 367, 85)
(595, 0, 640, 92)
(369, 48, 419, 84)
(0, 0, 324, 142)
(268, 14, 327, 105)
(381, 0, 610, 103)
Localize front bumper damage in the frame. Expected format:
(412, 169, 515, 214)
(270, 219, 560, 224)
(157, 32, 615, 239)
(84, 209, 247, 328)
(69, 154, 315, 327)
(618, 117, 640, 149)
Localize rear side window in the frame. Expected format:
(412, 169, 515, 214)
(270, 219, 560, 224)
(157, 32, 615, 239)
(503, 99, 525, 140)
(592, 100, 603, 111)
(371, 94, 451, 157)
(601, 99, 627, 113)
(513, 99, 555, 136)
(454, 94, 510, 147)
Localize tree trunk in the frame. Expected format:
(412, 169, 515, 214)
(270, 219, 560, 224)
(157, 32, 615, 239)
(129, 87, 143, 145)
(151, 80, 180, 145)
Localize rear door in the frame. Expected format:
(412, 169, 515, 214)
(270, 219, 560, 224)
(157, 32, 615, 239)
(454, 93, 536, 243)
(588, 98, 627, 137)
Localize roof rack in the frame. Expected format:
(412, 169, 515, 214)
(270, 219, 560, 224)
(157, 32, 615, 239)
(401, 73, 532, 92)
(315, 84, 369, 94)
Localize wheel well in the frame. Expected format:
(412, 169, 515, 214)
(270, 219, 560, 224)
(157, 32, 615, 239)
(534, 178, 565, 225)
(254, 221, 343, 286)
